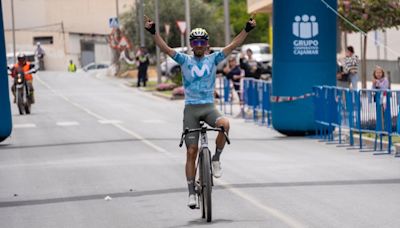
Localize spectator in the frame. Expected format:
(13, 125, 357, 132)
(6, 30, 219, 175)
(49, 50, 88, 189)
(136, 47, 150, 87)
(372, 66, 389, 90)
(223, 56, 244, 102)
(336, 60, 349, 88)
(67, 60, 77, 72)
(371, 66, 389, 128)
(34, 42, 45, 71)
(343, 46, 359, 90)
(240, 48, 261, 79)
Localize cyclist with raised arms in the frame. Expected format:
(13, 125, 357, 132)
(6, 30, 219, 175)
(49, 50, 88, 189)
(144, 15, 256, 208)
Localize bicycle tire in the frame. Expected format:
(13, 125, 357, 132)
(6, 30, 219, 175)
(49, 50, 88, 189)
(16, 90, 24, 115)
(202, 148, 212, 222)
(199, 153, 205, 219)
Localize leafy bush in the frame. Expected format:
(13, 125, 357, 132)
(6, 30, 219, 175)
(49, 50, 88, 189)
(171, 72, 183, 86)
(156, 83, 177, 91)
(172, 86, 185, 97)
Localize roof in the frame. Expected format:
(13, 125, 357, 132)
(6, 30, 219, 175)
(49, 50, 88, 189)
(247, 0, 273, 13)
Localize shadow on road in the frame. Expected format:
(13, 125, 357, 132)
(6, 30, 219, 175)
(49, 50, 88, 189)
(1, 178, 399, 208)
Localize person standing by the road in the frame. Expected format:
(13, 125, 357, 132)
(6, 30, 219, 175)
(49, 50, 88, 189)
(136, 47, 150, 87)
(144, 14, 256, 208)
(34, 42, 45, 71)
(223, 56, 244, 102)
(343, 46, 359, 90)
(372, 66, 389, 90)
(240, 48, 261, 79)
(68, 60, 77, 73)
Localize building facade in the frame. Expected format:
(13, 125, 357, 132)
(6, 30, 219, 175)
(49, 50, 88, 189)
(2, 0, 133, 70)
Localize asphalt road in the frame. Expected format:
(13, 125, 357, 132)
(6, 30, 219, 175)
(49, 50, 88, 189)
(1, 71, 399, 228)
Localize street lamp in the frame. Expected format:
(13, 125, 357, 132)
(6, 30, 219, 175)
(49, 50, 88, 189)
(11, 0, 16, 64)
(116, 0, 119, 18)
(184, 0, 191, 54)
(155, 0, 161, 84)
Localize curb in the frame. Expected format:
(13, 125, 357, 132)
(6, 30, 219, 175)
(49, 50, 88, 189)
(332, 130, 399, 156)
(151, 91, 184, 100)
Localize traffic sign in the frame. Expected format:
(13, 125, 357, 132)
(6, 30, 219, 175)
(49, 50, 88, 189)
(176, 21, 186, 34)
(109, 17, 119, 28)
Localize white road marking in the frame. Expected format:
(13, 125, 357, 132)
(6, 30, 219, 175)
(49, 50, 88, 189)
(142, 119, 166, 124)
(216, 179, 307, 228)
(36, 75, 305, 227)
(14, 123, 36, 128)
(98, 120, 123, 124)
(56, 121, 79, 126)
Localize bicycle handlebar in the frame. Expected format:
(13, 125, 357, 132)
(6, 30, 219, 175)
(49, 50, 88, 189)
(179, 126, 231, 147)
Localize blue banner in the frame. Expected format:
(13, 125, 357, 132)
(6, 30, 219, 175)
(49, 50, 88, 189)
(0, 0, 12, 142)
(272, 0, 337, 135)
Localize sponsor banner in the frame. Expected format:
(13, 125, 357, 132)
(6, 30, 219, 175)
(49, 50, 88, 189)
(272, 0, 337, 134)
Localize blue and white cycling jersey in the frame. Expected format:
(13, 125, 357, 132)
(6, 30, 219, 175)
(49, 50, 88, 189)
(172, 51, 225, 105)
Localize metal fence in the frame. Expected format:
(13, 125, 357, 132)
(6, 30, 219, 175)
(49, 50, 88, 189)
(314, 86, 400, 156)
(218, 77, 272, 126)
(218, 78, 399, 157)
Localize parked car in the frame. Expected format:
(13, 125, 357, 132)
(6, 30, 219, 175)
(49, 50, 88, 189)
(7, 52, 36, 69)
(80, 62, 110, 72)
(160, 47, 187, 77)
(240, 43, 272, 77)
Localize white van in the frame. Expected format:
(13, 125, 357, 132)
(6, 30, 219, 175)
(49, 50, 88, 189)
(6, 51, 36, 69)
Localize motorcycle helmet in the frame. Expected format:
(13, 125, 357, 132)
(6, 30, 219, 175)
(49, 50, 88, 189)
(17, 53, 26, 63)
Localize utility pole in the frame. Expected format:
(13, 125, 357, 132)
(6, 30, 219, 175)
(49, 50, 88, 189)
(155, 0, 161, 84)
(184, 0, 191, 53)
(139, 0, 145, 47)
(223, 0, 231, 45)
(116, 0, 119, 18)
(11, 0, 16, 63)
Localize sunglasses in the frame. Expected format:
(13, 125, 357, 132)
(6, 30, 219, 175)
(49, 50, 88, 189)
(190, 39, 208, 47)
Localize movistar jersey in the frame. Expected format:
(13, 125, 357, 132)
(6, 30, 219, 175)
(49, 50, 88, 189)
(172, 51, 225, 105)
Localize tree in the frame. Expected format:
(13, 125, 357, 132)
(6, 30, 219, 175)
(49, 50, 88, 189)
(211, 0, 270, 44)
(120, 0, 225, 52)
(338, 0, 400, 88)
(120, 0, 270, 53)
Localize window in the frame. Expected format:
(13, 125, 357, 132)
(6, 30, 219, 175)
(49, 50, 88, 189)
(33, 36, 53, 45)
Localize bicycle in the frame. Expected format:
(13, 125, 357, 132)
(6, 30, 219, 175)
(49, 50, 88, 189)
(179, 121, 230, 222)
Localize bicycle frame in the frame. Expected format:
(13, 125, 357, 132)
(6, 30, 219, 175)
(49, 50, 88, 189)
(179, 121, 230, 222)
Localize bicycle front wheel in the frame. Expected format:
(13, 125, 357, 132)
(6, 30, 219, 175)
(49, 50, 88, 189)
(201, 148, 212, 222)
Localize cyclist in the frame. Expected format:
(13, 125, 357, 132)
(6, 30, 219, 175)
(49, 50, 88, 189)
(144, 15, 256, 208)
(10, 53, 37, 103)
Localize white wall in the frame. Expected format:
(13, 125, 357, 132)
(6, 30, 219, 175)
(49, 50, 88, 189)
(95, 44, 112, 64)
(2, 0, 133, 34)
(346, 28, 400, 61)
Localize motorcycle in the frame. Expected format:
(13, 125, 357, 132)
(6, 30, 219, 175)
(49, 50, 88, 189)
(14, 70, 33, 115)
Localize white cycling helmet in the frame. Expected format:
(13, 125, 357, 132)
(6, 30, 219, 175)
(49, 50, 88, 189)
(189, 28, 209, 41)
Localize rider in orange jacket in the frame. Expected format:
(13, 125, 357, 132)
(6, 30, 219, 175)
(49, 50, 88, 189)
(10, 53, 37, 103)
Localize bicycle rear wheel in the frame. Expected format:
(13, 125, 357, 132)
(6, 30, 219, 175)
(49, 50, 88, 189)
(201, 148, 212, 222)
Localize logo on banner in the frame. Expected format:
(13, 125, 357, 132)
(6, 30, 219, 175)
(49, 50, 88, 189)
(292, 15, 319, 56)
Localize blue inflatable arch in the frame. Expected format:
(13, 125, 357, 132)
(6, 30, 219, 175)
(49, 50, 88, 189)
(0, 0, 13, 142)
(272, 0, 337, 135)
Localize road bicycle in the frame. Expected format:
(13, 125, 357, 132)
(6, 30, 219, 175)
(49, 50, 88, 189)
(179, 121, 230, 222)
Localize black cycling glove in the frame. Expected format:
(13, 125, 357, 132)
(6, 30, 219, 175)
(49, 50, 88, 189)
(146, 22, 156, 35)
(244, 19, 255, 33)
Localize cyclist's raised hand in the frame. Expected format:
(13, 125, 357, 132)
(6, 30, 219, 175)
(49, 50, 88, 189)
(144, 15, 156, 35)
(244, 14, 257, 33)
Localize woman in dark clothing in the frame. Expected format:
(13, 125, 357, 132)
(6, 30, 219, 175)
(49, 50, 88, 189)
(223, 56, 244, 101)
(136, 47, 150, 87)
